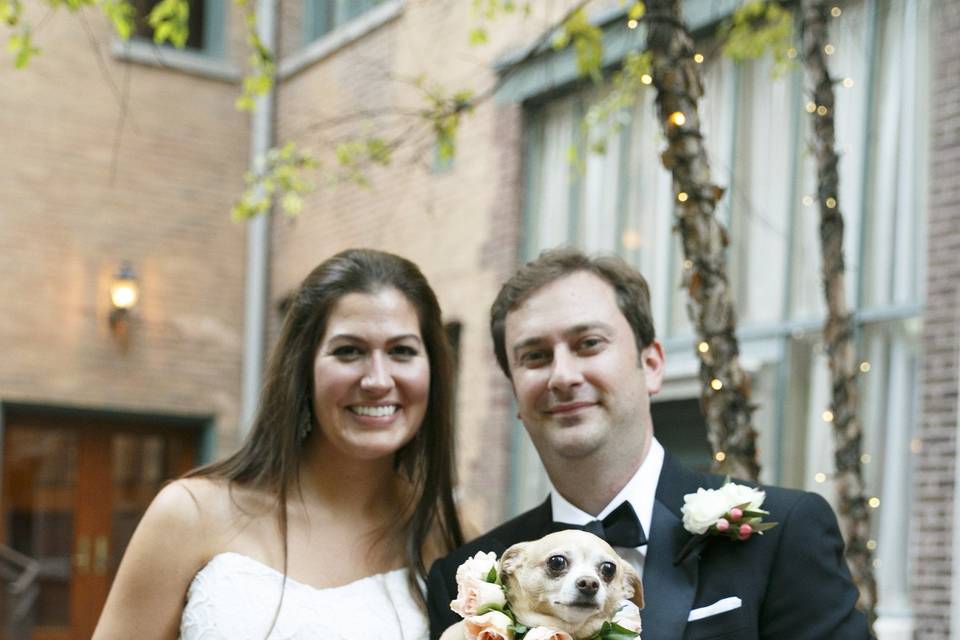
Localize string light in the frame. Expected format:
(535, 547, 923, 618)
(802, 195, 814, 206)
(822, 410, 834, 423)
(693, 52, 704, 63)
(859, 361, 871, 373)
(714, 451, 726, 462)
(910, 438, 923, 453)
(683, 259, 693, 269)
(824, 44, 835, 55)
(640, 73, 652, 85)
(866, 539, 877, 551)
(698, 341, 710, 353)
(825, 197, 837, 208)
(873, 558, 881, 569)
(842, 77, 854, 88)
(805, 102, 817, 113)
(627, 18, 639, 29)
(861, 453, 871, 464)
(710, 378, 723, 391)
(814, 472, 826, 483)
(787, 47, 798, 59)
(830, 6, 842, 17)
(668, 111, 686, 127)
(622, 229, 642, 250)
(868, 497, 880, 508)
(677, 191, 689, 202)
(817, 105, 829, 116)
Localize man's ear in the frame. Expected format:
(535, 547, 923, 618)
(640, 340, 665, 396)
(499, 542, 527, 579)
(623, 562, 644, 610)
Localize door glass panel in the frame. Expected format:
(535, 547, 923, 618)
(2, 427, 77, 629)
(109, 433, 181, 579)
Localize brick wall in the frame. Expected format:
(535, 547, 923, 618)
(0, 3, 250, 452)
(913, 0, 960, 636)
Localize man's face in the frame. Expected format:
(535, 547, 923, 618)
(504, 271, 664, 465)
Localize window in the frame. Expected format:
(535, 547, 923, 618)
(304, 0, 386, 43)
(515, 0, 932, 632)
(129, 0, 224, 56)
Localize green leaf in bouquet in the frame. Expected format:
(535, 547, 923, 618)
(476, 602, 507, 616)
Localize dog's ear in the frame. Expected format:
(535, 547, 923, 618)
(499, 542, 528, 579)
(623, 562, 644, 610)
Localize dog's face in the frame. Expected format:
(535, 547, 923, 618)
(499, 530, 643, 638)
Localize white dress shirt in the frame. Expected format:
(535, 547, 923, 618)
(549, 438, 665, 579)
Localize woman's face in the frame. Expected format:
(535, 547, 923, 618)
(312, 287, 430, 461)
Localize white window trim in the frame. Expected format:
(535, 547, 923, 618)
(278, 0, 403, 79)
(112, 38, 241, 82)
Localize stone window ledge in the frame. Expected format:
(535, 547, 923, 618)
(112, 39, 242, 83)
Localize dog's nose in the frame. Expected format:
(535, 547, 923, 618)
(576, 576, 599, 596)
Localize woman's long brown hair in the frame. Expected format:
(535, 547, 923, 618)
(187, 248, 464, 611)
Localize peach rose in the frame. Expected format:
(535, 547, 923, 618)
(450, 575, 507, 617)
(464, 610, 514, 640)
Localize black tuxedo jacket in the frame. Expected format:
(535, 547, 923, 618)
(427, 453, 871, 639)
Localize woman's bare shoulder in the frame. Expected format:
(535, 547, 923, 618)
(154, 477, 274, 536)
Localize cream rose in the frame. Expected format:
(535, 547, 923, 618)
(681, 487, 730, 534)
(523, 627, 573, 640)
(456, 551, 499, 582)
(450, 575, 507, 617)
(612, 600, 643, 634)
(464, 610, 515, 640)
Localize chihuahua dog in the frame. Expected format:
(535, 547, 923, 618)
(440, 530, 643, 639)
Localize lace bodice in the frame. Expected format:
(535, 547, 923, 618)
(180, 552, 428, 639)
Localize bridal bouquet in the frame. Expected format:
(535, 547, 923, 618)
(449, 550, 641, 640)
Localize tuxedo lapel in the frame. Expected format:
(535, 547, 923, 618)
(640, 454, 708, 640)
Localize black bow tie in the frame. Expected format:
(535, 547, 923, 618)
(552, 500, 647, 548)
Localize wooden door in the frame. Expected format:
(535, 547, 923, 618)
(0, 414, 198, 640)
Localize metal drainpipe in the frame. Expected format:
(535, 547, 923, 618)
(240, 0, 277, 436)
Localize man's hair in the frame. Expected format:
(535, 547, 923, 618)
(490, 247, 656, 378)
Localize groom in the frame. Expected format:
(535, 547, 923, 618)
(427, 249, 870, 639)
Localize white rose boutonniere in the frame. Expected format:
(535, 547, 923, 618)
(676, 479, 778, 564)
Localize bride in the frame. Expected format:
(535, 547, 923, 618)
(94, 249, 465, 639)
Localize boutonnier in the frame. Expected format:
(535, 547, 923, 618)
(450, 551, 641, 640)
(674, 480, 779, 565)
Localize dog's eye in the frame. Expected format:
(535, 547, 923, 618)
(599, 562, 617, 581)
(546, 555, 567, 573)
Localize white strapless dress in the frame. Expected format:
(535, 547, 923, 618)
(180, 552, 428, 639)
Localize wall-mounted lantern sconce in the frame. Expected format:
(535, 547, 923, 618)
(109, 262, 139, 332)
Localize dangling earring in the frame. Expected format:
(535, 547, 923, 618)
(300, 412, 313, 441)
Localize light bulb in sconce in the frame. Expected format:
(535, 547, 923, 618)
(109, 262, 139, 332)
